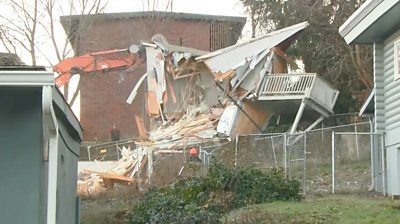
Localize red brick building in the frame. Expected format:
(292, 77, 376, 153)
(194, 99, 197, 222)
(61, 11, 246, 141)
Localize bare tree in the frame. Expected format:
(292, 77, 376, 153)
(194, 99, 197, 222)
(41, 0, 107, 61)
(0, 0, 107, 66)
(0, 27, 18, 54)
(138, 0, 174, 11)
(0, 0, 42, 65)
(0, 0, 107, 105)
(41, 0, 107, 103)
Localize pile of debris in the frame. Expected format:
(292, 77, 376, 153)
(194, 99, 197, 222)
(77, 146, 148, 197)
(126, 21, 322, 157)
(128, 21, 320, 145)
(75, 21, 343, 196)
(148, 107, 226, 151)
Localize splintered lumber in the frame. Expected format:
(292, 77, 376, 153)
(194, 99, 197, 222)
(136, 155, 148, 177)
(181, 124, 214, 137)
(110, 159, 134, 175)
(135, 115, 148, 140)
(177, 118, 218, 136)
(85, 170, 135, 188)
(184, 117, 210, 127)
(77, 177, 105, 197)
(77, 146, 152, 196)
(165, 72, 177, 103)
(173, 117, 214, 135)
(178, 123, 212, 136)
(122, 160, 136, 176)
(214, 69, 235, 81)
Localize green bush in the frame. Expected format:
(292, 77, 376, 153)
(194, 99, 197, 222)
(127, 162, 301, 224)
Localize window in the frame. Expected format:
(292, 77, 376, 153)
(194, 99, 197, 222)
(394, 39, 400, 81)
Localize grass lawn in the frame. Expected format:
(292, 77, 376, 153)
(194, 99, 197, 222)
(223, 194, 400, 224)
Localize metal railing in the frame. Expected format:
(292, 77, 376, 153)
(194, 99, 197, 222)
(258, 73, 315, 98)
(257, 73, 339, 112)
(80, 138, 138, 161)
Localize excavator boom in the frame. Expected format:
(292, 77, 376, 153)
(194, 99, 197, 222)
(54, 45, 142, 87)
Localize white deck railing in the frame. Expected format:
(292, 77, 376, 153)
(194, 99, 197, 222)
(258, 73, 339, 111)
(258, 73, 315, 97)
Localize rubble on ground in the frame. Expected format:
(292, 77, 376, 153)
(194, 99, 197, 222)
(77, 146, 147, 197)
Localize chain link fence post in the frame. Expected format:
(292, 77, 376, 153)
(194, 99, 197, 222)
(235, 134, 238, 167)
(331, 131, 335, 194)
(303, 132, 307, 194)
(284, 133, 288, 177)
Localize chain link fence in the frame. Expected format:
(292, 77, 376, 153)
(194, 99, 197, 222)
(80, 139, 138, 161)
(80, 121, 384, 195)
(224, 122, 383, 194)
(303, 122, 371, 193)
(148, 139, 231, 187)
(332, 131, 385, 194)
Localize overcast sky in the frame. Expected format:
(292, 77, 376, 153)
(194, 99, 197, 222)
(0, 0, 250, 118)
(104, 0, 251, 39)
(105, 0, 246, 16)
(104, 0, 251, 44)
(0, 0, 250, 65)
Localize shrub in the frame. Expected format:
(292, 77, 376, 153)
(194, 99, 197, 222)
(127, 162, 301, 224)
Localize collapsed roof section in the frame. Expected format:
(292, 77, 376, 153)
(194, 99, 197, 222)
(127, 21, 339, 145)
(196, 21, 309, 76)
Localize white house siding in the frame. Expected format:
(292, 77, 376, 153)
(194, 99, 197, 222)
(374, 43, 385, 133)
(382, 28, 400, 195)
(383, 29, 400, 131)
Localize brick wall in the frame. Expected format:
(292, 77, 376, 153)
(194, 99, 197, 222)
(75, 15, 241, 141)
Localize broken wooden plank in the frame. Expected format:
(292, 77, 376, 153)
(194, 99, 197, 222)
(88, 170, 135, 185)
(214, 69, 235, 82)
(165, 72, 177, 104)
(134, 114, 148, 140)
(147, 92, 160, 115)
(136, 155, 148, 177)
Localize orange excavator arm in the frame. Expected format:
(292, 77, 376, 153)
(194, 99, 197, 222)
(54, 44, 143, 87)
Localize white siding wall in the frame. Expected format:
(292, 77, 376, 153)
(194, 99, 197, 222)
(383, 29, 400, 131)
(374, 43, 385, 133)
(382, 28, 400, 195)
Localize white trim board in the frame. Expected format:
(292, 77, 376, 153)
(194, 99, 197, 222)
(339, 0, 400, 44)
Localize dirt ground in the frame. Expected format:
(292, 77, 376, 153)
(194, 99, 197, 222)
(80, 185, 143, 224)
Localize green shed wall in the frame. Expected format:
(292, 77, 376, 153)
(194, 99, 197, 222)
(0, 88, 44, 224)
(56, 118, 80, 224)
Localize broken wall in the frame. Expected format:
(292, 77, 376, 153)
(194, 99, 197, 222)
(273, 54, 287, 73)
(235, 101, 270, 134)
(162, 68, 224, 114)
(129, 22, 314, 141)
(73, 15, 243, 140)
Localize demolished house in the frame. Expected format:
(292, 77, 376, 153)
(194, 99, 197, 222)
(131, 21, 339, 141)
(78, 21, 340, 195)
(61, 12, 246, 141)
